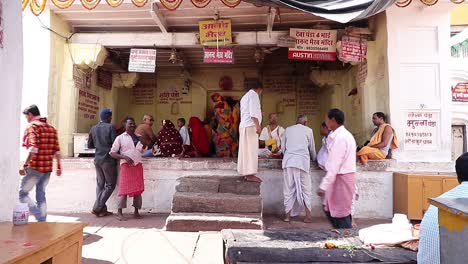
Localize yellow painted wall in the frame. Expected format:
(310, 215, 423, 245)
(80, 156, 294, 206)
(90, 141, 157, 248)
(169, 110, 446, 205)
(451, 4, 468, 26)
(48, 12, 75, 156)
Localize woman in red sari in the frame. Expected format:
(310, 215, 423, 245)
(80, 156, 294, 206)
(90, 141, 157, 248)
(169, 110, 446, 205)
(187, 117, 210, 157)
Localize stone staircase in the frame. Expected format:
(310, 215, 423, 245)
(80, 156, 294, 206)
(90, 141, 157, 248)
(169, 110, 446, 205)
(165, 176, 263, 232)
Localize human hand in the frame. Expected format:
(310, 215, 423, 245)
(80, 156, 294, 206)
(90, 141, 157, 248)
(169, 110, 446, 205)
(256, 125, 261, 135)
(56, 168, 62, 176)
(125, 156, 134, 166)
(19, 169, 26, 176)
(317, 189, 325, 197)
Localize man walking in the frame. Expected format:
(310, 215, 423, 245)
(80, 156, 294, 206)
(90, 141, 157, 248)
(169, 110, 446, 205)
(88, 108, 117, 217)
(238, 81, 263, 182)
(19, 105, 61, 222)
(281, 115, 316, 223)
(318, 108, 356, 229)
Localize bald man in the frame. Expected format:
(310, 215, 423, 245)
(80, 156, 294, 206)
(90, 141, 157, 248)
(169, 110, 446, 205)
(136, 114, 157, 157)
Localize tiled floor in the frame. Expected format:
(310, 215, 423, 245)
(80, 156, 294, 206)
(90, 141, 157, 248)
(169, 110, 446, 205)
(43, 212, 390, 264)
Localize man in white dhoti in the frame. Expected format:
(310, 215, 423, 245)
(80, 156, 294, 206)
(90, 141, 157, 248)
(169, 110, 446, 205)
(238, 81, 263, 183)
(281, 115, 317, 223)
(259, 113, 285, 158)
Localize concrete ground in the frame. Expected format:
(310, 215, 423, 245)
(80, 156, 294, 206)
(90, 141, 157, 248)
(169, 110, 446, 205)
(42, 212, 389, 264)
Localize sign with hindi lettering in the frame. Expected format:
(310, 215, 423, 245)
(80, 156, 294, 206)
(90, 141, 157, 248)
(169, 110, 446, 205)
(404, 111, 439, 150)
(78, 89, 99, 120)
(128, 49, 157, 73)
(288, 28, 337, 61)
(198, 19, 232, 46)
(452, 83, 468, 102)
(203, 48, 234, 64)
(338, 36, 367, 63)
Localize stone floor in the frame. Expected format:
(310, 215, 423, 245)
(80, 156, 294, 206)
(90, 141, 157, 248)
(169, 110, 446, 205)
(42, 212, 389, 264)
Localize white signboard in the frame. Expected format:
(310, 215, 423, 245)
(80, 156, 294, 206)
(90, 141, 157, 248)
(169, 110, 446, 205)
(288, 28, 337, 61)
(128, 49, 157, 73)
(404, 111, 439, 150)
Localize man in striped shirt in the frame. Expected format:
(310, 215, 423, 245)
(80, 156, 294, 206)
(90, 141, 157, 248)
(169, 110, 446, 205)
(19, 105, 61, 222)
(417, 152, 468, 263)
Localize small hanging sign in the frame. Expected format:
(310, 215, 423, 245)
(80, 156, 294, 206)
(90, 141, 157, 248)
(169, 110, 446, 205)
(203, 48, 234, 64)
(128, 49, 157, 73)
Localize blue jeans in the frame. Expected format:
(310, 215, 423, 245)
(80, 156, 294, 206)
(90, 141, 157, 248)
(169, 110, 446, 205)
(19, 168, 51, 222)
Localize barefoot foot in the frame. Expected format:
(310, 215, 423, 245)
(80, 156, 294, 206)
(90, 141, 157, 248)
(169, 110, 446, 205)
(304, 217, 313, 223)
(244, 175, 262, 183)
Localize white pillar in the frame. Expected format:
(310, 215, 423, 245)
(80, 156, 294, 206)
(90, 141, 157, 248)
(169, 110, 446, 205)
(20, 8, 52, 161)
(0, 1, 23, 221)
(386, 2, 455, 162)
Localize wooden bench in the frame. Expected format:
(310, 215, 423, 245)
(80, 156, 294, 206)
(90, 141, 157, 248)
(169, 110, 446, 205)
(0, 222, 85, 264)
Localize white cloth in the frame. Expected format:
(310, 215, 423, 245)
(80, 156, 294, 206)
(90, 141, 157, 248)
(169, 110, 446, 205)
(110, 132, 146, 166)
(259, 125, 285, 157)
(319, 125, 356, 192)
(283, 167, 312, 216)
(237, 126, 259, 175)
(179, 126, 190, 145)
(317, 136, 328, 170)
(417, 182, 468, 264)
(239, 89, 262, 128)
(281, 124, 316, 172)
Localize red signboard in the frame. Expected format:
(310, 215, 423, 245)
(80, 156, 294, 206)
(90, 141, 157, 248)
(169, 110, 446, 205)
(203, 48, 234, 64)
(452, 83, 468, 102)
(339, 36, 368, 63)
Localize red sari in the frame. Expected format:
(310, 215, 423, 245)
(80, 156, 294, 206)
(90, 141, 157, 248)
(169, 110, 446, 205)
(188, 117, 210, 156)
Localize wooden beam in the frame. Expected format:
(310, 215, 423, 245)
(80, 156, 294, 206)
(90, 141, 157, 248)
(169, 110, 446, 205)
(266, 7, 277, 37)
(70, 31, 289, 48)
(150, 1, 168, 34)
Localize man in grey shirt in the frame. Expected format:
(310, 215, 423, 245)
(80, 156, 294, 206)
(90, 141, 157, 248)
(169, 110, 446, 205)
(281, 115, 316, 223)
(88, 108, 117, 217)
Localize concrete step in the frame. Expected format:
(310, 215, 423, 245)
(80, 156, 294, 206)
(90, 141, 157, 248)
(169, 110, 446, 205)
(172, 192, 262, 214)
(176, 177, 220, 193)
(175, 176, 260, 195)
(165, 213, 263, 232)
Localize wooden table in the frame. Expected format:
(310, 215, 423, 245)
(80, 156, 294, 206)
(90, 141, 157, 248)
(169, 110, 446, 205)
(0, 222, 85, 264)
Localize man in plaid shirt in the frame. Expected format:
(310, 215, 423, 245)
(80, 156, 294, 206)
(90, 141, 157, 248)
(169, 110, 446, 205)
(19, 105, 61, 222)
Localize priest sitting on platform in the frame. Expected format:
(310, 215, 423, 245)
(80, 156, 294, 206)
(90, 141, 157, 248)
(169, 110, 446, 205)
(258, 113, 285, 158)
(357, 112, 398, 165)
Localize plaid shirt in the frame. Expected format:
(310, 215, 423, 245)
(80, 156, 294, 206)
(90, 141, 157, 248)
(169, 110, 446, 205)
(23, 117, 60, 173)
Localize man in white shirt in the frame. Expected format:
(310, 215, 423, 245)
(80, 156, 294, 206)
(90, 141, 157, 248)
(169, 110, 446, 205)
(238, 81, 263, 183)
(317, 122, 330, 170)
(317, 108, 356, 229)
(417, 152, 468, 264)
(259, 113, 285, 158)
(177, 118, 190, 146)
(281, 115, 316, 223)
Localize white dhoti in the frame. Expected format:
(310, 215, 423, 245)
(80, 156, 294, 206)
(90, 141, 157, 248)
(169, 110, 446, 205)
(283, 167, 312, 217)
(237, 126, 259, 175)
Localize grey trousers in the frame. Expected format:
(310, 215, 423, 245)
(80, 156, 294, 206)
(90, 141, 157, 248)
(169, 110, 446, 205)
(117, 195, 142, 209)
(93, 160, 117, 213)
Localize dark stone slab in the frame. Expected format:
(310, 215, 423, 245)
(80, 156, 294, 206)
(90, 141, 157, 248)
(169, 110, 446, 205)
(176, 178, 221, 193)
(172, 192, 262, 214)
(222, 229, 417, 264)
(165, 212, 263, 232)
(219, 177, 261, 195)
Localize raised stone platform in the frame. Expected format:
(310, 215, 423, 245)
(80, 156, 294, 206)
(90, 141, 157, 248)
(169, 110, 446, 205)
(222, 229, 417, 264)
(165, 176, 263, 232)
